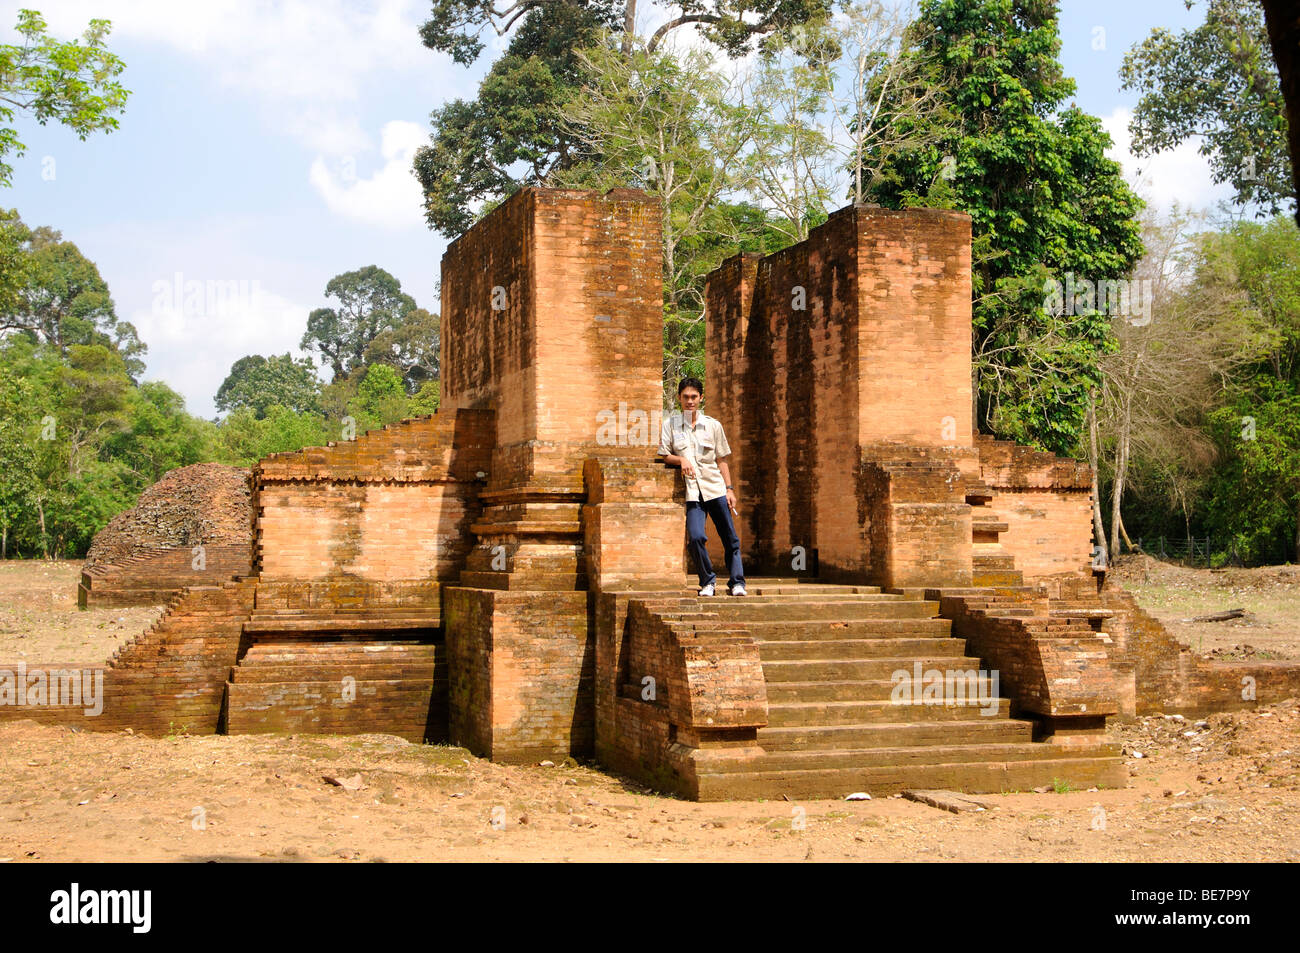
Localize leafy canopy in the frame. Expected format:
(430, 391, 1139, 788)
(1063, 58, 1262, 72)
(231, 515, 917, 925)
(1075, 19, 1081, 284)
(0, 8, 130, 186)
(1121, 0, 1293, 217)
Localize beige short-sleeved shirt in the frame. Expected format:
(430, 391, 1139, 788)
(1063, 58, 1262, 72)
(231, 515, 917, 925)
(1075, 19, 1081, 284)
(658, 411, 732, 503)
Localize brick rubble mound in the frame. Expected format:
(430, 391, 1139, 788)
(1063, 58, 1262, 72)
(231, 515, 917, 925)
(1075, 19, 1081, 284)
(84, 463, 253, 569)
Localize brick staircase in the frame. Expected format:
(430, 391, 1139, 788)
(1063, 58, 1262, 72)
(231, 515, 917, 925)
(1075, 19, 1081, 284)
(78, 542, 252, 608)
(223, 582, 448, 743)
(631, 580, 1123, 799)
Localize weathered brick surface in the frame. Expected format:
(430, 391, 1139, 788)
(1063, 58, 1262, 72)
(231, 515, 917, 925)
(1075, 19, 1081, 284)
(705, 206, 975, 584)
(254, 411, 494, 582)
(442, 188, 663, 487)
(439, 188, 670, 760)
(975, 437, 1093, 582)
(79, 542, 252, 607)
(582, 458, 683, 591)
(29, 188, 1297, 800)
(444, 587, 592, 762)
(0, 579, 257, 734)
(594, 590, 767, 798)
(226, 640, 447, 742)
(1051, 575, 1300, 716)
(935, 587, 1118, 728)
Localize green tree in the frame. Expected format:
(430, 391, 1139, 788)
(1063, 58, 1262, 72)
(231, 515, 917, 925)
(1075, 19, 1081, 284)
(555, 36, 771, 398)
(1205, 388, 1300, 563)
(866, 0, 1144, 455)
(214, 405, 334, 468)
(413, 0, 832, 237)
(1192, 216, 1300, 561)
(0, 207, 30, 315)
(349, 362, 411, 429)
(363, 307, 441, 393)
(301, 266, 418, 382)
(0, 372, 38, 558)
(1121, 0, 1293, 217)
(215, 353, 322, 418)
(0, 8, 130, 186)
(1, 220, 145, 377)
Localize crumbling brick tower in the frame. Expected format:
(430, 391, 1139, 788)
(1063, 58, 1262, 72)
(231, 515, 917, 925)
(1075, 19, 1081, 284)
(706, 204, 986, 588)
(437, 188, 682, 761)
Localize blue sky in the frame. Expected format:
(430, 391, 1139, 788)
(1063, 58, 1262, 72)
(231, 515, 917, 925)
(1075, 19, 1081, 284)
(1, 0, 1231, 417)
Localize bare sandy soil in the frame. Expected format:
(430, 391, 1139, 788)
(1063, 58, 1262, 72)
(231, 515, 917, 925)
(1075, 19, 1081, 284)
(0, 558, 1297, 863)
(0, 561, 161, 665)
(1110, 555, 1300, 660)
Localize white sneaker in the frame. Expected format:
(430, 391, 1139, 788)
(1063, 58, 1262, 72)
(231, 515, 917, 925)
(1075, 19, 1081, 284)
(730, 584, 747, 597)
(698, 582, 715, 597)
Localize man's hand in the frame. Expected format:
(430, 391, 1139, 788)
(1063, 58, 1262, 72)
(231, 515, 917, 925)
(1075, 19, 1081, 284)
(680, 459, 696, 480)
(726, 488, 738, 514)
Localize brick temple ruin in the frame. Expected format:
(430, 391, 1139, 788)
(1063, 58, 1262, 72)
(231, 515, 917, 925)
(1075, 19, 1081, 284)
(8, 187, 1300, 800)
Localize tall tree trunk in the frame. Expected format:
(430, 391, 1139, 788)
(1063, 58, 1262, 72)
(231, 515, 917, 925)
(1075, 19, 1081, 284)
(1118, 511, 1134, 549)
(622, 0, 637, 52)
(1088, 394, 1108, 564)
(1109, 418, 1130, 559)
(37, 499, 47, 559)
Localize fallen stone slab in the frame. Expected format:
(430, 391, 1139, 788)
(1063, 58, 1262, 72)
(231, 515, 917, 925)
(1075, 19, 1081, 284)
(902, 789, 991, 813)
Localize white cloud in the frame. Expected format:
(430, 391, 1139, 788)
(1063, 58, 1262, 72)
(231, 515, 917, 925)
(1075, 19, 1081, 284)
(308, 120, 426, 229)
(1101, 106, 1234, 214)
(131, 280, 315, 419)
(21, 0, 431, 155)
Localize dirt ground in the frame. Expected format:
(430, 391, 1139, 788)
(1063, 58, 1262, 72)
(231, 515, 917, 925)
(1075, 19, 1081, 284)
(0, 558, 1297, 863)
(1110, 555, 1300, 660)
(0, 561, 162, 665)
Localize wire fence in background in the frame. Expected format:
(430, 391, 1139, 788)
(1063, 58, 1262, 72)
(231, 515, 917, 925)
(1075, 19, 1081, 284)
(1118, 535, 1244, 568)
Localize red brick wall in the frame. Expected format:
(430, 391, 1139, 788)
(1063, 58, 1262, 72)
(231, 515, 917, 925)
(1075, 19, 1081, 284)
(976, 437, 1094, 582)
(442, 188, 664, 487)
(79, 542, 252, 607)
(705, 205, 975, 580)
(444, 588, 592, 761)
(253, 411, 493, 583)
(0, 580, 256, 735)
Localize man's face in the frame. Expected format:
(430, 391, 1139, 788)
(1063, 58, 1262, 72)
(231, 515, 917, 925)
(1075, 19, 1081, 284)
(678, 387, 701, 416)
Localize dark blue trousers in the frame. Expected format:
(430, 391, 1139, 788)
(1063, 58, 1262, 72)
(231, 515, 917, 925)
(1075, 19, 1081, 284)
(686, 495, 745, 589)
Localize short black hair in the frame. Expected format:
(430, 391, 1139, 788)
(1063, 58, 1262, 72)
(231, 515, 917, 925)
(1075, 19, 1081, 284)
(677, 376, 704, 396)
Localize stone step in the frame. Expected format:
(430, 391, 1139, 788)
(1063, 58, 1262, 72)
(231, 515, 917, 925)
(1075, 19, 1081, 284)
(971, 553, 1016, 571)
(693, 753, 1127, 800)
(762, 656, 983, 682)
(758, 638, 971, 660)
(766, 675, 998, 703)
(242, 644, 441, 662)
(758, 718, 1029, 750)
(251, 606, 440, 617)
(971, 570, 1025, 586)
(743, 584, 882, 596)
(243, 617, 440, 633)
(716, 739, 1099, 771)
(231, 663, 445, 682)
(681, 590, 915, 605)
(767, 698, 1011, 726)
(693, 618, 953, 640)
(678, 591, 896, 602)
(670, 601, 940, 621)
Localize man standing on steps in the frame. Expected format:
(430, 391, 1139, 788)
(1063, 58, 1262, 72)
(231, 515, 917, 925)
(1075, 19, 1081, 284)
(657, 377, 746, 597)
